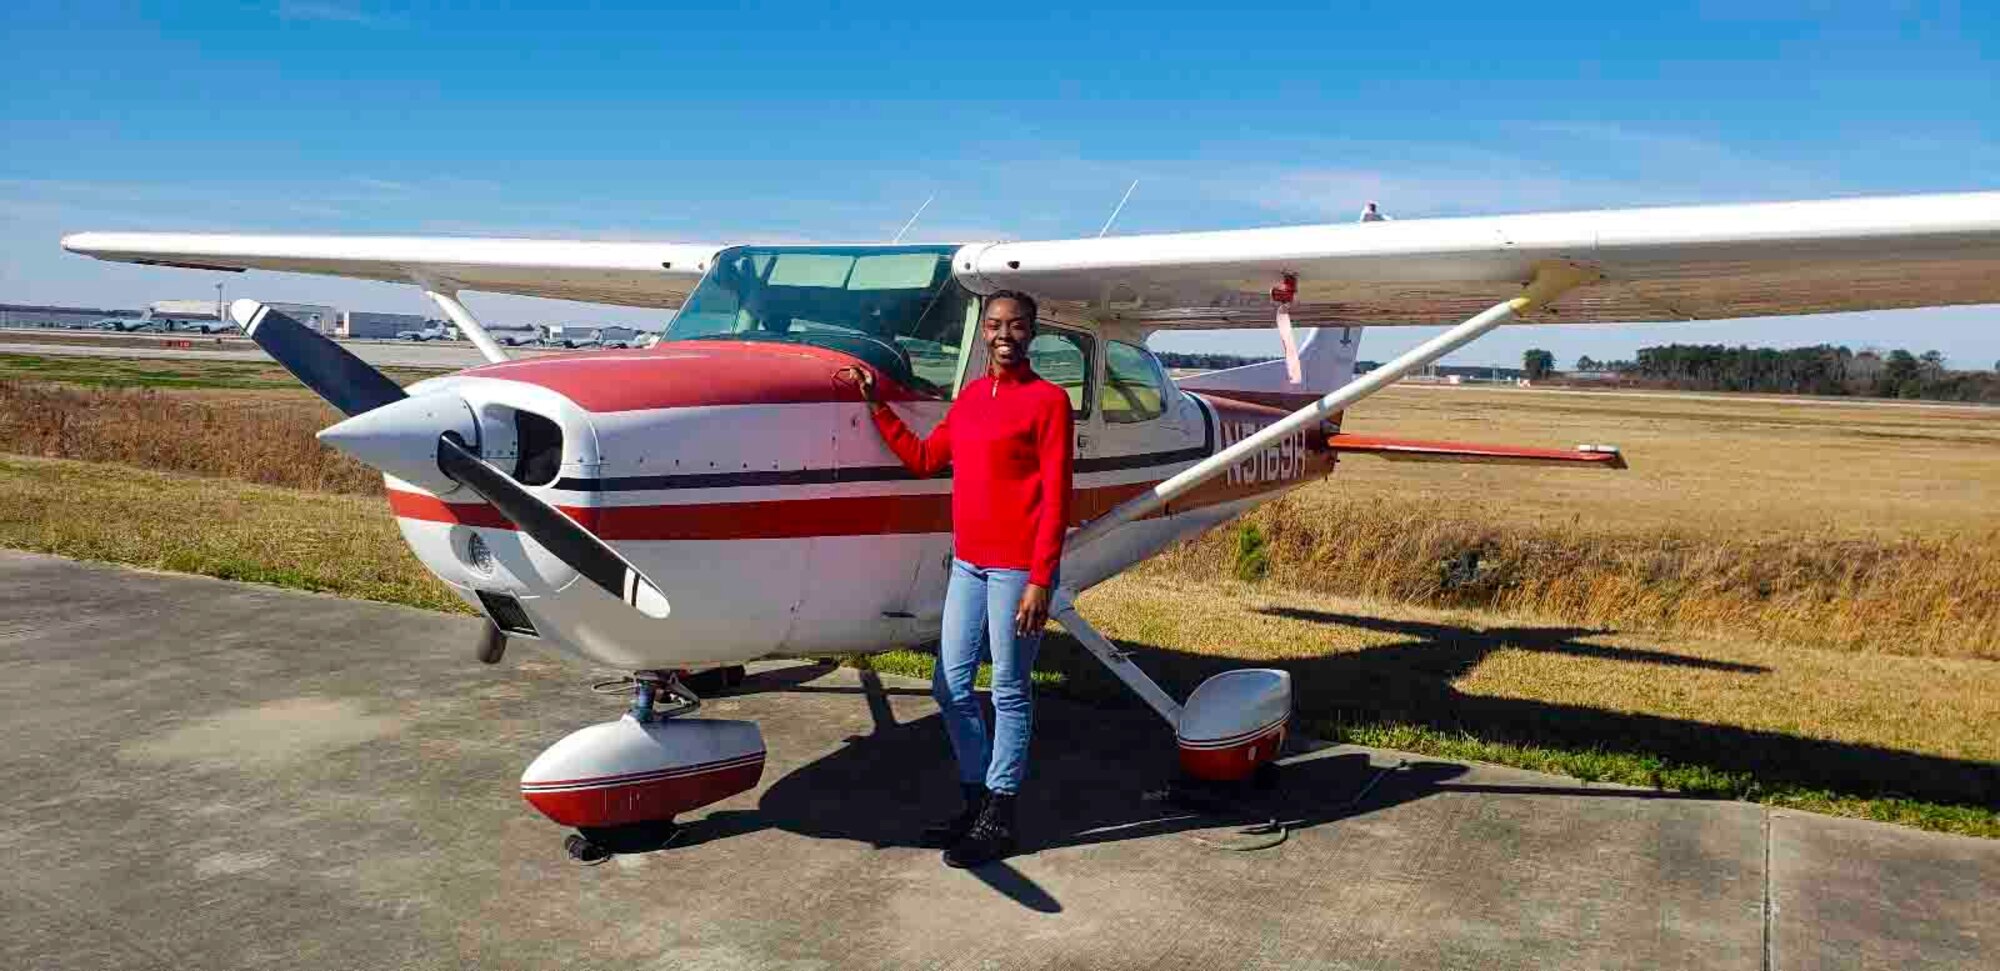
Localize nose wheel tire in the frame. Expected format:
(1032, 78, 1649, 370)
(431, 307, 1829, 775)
(564, 819, 684, 864)
(564, 833, 612, 866)
(474, 622, 507, 665)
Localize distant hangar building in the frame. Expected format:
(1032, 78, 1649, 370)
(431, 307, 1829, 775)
(152, 299, 340, 333)
(342, 311, 429, 339)
(148, 299, 226, 321)
(0, 303, 141, 329)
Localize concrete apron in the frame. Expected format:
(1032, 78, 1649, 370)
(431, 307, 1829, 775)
(0, 550, 1991, 970)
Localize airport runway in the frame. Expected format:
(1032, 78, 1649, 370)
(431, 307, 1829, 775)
(6, 330, 1995, 411)
(0, 329, 552, 369)
(1, 550, 1993, 970)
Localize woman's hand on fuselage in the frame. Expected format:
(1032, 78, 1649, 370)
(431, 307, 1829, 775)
(1014, 582, 1050, 637)
(840, 365, 878, 404)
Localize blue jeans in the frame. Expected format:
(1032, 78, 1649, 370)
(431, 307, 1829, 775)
(935, 559, 1045, 795)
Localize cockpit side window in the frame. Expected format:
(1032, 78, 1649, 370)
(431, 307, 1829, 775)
(1028, 328, 1095, 418)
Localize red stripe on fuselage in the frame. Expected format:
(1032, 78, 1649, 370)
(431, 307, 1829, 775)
(388, 392, 1340, 541)
(387, 474, 1308, 541)
(387, 484, 1169, 540)
(387, 490, 518, 529)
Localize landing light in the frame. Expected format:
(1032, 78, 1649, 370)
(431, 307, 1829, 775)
(464, 532, 497, 577)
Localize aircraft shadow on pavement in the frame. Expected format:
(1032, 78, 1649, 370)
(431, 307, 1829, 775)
(1146, 606, 1992, 809)
(741, 605, 1993, 811)
(661, 607, 1994, 909)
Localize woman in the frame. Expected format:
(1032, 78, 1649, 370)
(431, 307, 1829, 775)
(848, 289, 1073, 868)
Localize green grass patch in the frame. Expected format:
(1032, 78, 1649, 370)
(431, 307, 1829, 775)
(1231, 523, 1270, 582)
(855, 648, 1068, 690)
(0, 454, 470, 613)
(0, 352, 301, 390)
(1322, 722, 1999, 838)
(0, 352, 442, 391)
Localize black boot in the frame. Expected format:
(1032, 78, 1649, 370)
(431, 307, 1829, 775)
(921, 783, 988, 848)
(943, 792, 1016, 868)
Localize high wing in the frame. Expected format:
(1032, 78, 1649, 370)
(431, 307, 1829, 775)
(61, 232, 719, 310)
(957, 191, 2000, 329)
(62, 191, 2000, 325)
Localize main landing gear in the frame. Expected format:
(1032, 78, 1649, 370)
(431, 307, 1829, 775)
(1052, 594, 1296, 849)
(519, 669, 766, 865)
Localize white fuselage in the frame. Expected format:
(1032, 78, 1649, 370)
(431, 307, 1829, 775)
(384, 334, 1332, 672)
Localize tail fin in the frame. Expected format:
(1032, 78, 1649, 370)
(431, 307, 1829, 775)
(1174, 326, 1363, 413)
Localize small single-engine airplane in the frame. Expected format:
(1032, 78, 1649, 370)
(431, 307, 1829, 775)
(62, 190, 2000, 859)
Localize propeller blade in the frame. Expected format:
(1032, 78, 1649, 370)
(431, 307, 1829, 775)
(231, 299, 406, 417)
(435, 433, 671, 620)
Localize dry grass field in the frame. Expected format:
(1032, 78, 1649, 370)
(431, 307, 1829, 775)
(0, 454, 467, 613)
(1146, 384, 2000, 659)
(0, 355, 1995, 834)
(0, 380, 378, 493)
(1047, 572, 1998, 832)
(1332, 385, 2000, 539)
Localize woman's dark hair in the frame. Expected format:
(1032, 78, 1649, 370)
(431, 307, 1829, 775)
(983, 289, 1039, 328)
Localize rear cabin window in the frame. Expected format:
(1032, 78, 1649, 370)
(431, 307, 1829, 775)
(1100, 340, 1166, 423)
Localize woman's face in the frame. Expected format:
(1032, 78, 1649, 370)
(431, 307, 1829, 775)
(982, 297, 1035, 370)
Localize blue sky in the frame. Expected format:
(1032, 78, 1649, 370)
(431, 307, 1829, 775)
(3, 1, 1996, 367)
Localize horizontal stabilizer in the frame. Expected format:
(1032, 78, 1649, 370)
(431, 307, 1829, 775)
(1327, 434, 1626, 469)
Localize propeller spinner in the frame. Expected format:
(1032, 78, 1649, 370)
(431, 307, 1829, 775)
(232, 300, 670, 620)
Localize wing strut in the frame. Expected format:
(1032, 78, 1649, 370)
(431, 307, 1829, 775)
(1065, 261, 1600, 554)
(1051, 593, 1182, 727)
(417, 281, 510, 364)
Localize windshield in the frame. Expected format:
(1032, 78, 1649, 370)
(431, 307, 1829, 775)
(664, 244, 974, 397)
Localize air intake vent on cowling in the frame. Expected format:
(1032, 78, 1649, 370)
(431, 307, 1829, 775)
(477, 590, 539, 637)
(513, 410, 563, 486)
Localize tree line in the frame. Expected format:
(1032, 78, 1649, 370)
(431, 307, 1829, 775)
(1530, 344, 2000, 403)
(1155, 350, 1277, 371)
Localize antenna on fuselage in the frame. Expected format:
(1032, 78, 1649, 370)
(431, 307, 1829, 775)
(891, 195, 935, 243)
(1098, 179, 1140, 237)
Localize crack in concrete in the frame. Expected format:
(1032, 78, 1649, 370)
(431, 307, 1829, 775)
(1761, 808, 1776, 971)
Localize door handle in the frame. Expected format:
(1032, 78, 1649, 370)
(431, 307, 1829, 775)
(1076, 432, 1092, 450)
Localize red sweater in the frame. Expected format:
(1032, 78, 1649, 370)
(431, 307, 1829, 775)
(870, 366, 1074, 587)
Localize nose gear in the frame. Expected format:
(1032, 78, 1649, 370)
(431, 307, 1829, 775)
(524, 670, 766, 864)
